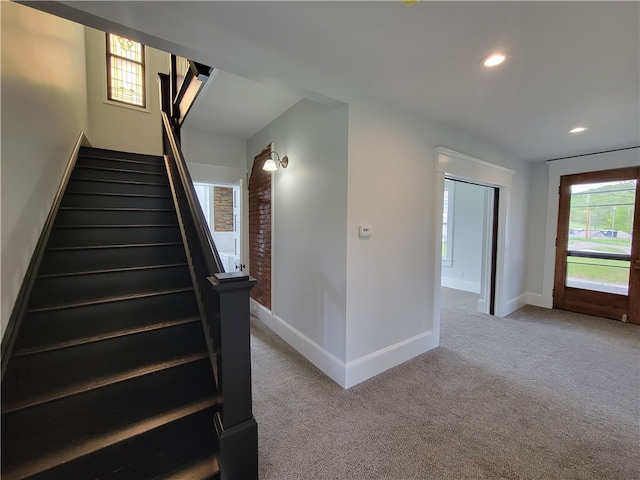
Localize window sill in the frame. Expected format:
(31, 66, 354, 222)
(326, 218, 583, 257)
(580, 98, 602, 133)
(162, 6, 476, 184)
(102, 98, 151, 114)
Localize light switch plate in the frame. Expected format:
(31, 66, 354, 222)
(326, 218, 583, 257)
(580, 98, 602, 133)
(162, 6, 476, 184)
(359, 225, 373, 237)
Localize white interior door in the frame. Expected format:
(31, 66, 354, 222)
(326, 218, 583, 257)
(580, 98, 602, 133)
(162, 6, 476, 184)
(233, 179, 244, 272)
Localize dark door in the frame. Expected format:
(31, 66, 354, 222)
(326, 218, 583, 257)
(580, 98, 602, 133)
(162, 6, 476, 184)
(554, 167, 639, 323)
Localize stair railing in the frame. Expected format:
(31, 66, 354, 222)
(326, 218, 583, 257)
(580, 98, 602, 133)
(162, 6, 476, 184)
(159, 68, 258, 480)
(1, 133, 86, 380)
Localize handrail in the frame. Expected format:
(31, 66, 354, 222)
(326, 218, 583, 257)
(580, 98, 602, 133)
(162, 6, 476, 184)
(170, 55, 215, 132)
(159, 68, 258, 480)
(161, 110, 224, 274)
(1, 132, 87, 379)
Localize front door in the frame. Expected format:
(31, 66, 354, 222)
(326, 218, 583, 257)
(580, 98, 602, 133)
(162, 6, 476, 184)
(554, 166, 639, 323)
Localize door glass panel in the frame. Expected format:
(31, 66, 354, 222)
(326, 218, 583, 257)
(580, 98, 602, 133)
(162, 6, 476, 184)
(566, 180, 636, 294)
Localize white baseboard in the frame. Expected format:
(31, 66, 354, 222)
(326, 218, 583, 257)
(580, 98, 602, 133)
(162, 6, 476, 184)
(476, 298, 488, 314)
(344, 330, 438, 388)
(502, 292, 529, 316)
(250, 299, 439, 389)
(441, 277, 481, 294)
(250, 300, 346, 387)
(526, 292, 553, 309)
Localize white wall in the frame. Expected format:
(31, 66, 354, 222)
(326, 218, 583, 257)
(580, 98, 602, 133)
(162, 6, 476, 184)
(1, 2, 88, 337)
(248, 99, 349, 378)
(345, 98, 532, 387)
(525, 161, 550, 306)
(182, 127, 247, 169)
(84, 27, 168, 155)
(37, 1, 534, 388)
(441, 182, 486, 294)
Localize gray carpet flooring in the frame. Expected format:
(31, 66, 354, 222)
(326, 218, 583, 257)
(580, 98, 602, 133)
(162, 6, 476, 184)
(250, 287, 640, 479)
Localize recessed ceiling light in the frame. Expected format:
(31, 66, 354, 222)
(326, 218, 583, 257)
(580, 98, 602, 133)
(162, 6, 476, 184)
(569, 126, 588, 134)
(482, 52, 507, 67)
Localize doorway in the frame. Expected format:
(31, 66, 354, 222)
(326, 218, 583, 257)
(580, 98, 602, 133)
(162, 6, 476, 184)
(553, 166, 639, 323)
(194, 181, 243, 273)
(441, 178, 499, 315)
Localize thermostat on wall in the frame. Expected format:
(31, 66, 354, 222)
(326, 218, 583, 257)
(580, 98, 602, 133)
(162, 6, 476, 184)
(359, 225, 373, 237)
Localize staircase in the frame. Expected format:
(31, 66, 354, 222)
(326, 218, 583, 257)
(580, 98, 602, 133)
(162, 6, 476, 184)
(1, 147, 221, 479)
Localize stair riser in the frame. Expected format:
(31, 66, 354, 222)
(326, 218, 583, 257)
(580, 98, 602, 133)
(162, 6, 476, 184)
(55, 209, 177, 226)
(16, 290, 199, 354)
(2, 322, 209, 412)
(48, 226, 183, 248)
(67, 179, 170, 196)
(61, 193, 174, 209)
(29, 265, 193, 309)
(40, 245, 188, 276)
(76, 156, 166, 174)
(72, 167, 168, 184)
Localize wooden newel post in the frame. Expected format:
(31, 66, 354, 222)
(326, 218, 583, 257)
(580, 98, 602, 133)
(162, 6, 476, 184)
(208, 272, 258, 480)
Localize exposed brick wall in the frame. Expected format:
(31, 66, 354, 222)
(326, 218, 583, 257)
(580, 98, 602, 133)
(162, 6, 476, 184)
(213, 186, 233, 232)
(248, 148, 272, 309)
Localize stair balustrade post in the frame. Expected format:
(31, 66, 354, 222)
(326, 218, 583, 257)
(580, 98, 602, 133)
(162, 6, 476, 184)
(208, 272, 258, 480)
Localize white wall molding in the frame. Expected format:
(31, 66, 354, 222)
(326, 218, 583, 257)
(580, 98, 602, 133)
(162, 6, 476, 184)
(504, 293, 529, 316)
(436, 147, 515, 176)
(344, 330, 438, 388)
(250, 299, 346, 387)
(440, 277, 481, 294)
(250, 299, 437, 389)
(526, 292, 552, 308)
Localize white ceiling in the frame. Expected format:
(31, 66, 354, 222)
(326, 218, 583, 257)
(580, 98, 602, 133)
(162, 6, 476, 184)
(53, 1, 640, 161)
(182, 70, 301, 139)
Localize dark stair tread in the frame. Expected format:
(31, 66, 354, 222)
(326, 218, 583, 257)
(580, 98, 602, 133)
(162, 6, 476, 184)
(22, 407, 219, 480)
(79, 147, 164, 165)
(2, 322, 209, 412)
(2, 398, 216, 480)
(37, 262, 187, 279)
(47, 242, 182, 251)
(59, 206, 174, 212)
(26, 287, 195, 313)
(74, 164, 166, 177)
(18, 289, 199, 355)
(78, 155, 166, 168)
(68, 177, 169, 187)
(2, 360, 218, 477)
(53, 223, 178, 228)
(164, 456, 220, 480)
(64, 191, 171, 198)
(2, 349, 209, 413)
(14, 316, 200, 356)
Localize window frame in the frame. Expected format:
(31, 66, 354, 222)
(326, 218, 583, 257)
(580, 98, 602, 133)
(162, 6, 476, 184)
(105, 33, 147, 109)
(442, 179, 455, 267)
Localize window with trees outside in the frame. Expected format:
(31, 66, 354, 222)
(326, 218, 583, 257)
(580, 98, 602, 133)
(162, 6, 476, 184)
(106, 33, 146, 108)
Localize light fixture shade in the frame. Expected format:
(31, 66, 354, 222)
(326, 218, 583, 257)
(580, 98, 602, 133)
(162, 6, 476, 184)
(263, 158, 278, 171)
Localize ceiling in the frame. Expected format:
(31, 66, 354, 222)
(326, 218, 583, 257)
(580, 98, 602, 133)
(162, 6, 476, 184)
(182, 70, 301, 140)
(53, 1, 640, 161)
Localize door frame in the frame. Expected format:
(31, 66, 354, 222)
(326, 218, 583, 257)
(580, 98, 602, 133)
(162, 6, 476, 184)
(540, 148, 640, 310)
(553, 166, 639, 322)
(434, 148, 515, 338)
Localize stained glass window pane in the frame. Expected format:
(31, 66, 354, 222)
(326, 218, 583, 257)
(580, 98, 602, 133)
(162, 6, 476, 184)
(107, 33, 145, 107)
(109, 34, 142, 62)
